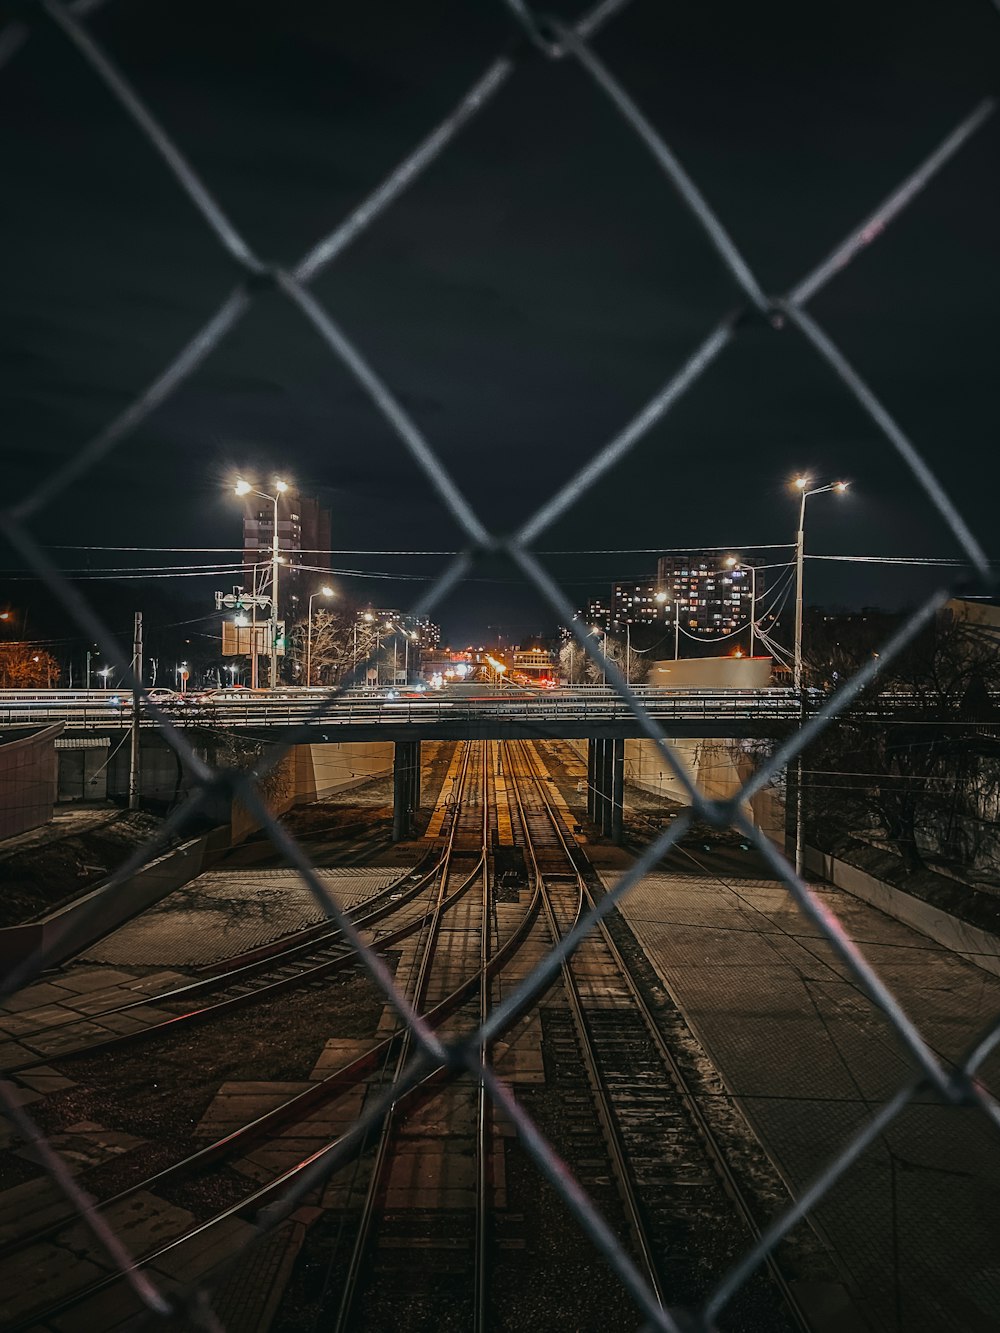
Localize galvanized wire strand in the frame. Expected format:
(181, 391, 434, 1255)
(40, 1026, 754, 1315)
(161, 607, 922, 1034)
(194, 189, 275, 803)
(174, 549, 477, 802)
(790, 97, 997, 307)
(0, 1079, 176, 1322)
(278, 274, 493, 548)
(2, 0, 999, 1323)
(120, 1044, 443, 1333)
(735, 587, 949, 805)
(237, 782, 450, 1066)
(734, 811, 952, 1094)
(0, 0, 106, 72)
(517, 316, 735, 544)
(781, 302, 993, 577)
(42, 0, 263, 273)
(0, 516, 216, 783)
(0, 786, 209, 1001)
(294, 58, 517, 285)
(477, 810, 695, 1047)
(555, 21, 771, 314)
(475, 1056, 680, 1331)
(704, 1081, 916, 1326)
(10, 287, 252, 522)
(508, 543, 707, 802)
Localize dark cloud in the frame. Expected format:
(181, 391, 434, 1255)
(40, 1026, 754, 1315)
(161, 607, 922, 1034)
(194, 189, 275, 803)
(1, 0, 997, 645)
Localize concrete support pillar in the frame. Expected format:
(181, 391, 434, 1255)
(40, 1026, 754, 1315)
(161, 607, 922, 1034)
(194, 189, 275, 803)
(587, 738, 599, 823)
(600, 738, 614, 839)
(393, 740, 420, 842)
(610, 738, 625, 845)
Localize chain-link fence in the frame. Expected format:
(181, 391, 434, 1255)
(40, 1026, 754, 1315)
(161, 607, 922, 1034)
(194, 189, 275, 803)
(2, 2, 999, 1329)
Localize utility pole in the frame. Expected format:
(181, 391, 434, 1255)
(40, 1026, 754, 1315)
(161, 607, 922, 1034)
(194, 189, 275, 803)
(251, 594, 259, 688)
(270, 494, 280, 687)
(86, 649, 92, 689)
(129, 612, 142, 811)
(790, 476, 849, 875)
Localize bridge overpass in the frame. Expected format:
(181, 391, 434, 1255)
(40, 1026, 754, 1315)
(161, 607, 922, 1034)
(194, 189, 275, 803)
(5, 685, 966, 844)
(0, 687, 803, 743)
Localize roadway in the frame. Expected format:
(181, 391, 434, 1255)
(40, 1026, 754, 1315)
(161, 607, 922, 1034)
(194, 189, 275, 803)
(0, 685, 805, 742)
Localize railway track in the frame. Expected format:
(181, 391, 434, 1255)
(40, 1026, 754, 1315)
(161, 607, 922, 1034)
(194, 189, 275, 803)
(505, 739, 803, 1331)
(0, 742, 541, 1330)
(2, 739, 805, 1331)
(0, 856, 451, 1074)
(329, 739, 493, 1331)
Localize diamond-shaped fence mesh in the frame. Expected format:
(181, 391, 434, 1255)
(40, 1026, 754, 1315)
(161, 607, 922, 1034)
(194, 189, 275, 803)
(1, 2, 999, 1330)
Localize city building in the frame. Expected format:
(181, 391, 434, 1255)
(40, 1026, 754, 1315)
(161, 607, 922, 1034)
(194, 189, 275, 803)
(578, 550, 766, 658)
(611, 581, 662, 626)
(655, 551, 762, 640)
(583, 596, 614, 632)
(241, 488, 332, 623)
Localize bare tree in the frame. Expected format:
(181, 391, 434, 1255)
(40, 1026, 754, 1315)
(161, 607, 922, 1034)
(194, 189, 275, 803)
(0, 644, 60, 688)
(804, 610, 1000, 874)
(290, 606, 382, 686)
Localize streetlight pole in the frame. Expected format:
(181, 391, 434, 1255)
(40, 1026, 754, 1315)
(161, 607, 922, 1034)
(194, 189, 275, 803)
(793, 477, 848, 691)
(306, 585, 335, 686)
(725, 556, 758, 657)
(790, 475, 848, 876)
(234, 478, 288, 688)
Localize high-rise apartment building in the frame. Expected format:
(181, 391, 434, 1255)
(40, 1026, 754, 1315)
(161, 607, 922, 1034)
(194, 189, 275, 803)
(612, 581, 661, 625)
(655, 551, 761, 638)
(241, 489, 332, 622)
(580, 551, 765, 654)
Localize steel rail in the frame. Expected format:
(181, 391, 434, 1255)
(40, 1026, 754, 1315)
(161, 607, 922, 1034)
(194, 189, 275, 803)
(2, 853, 440, 1061)
(598, 818, 817, 1331)
(4, 750, 569, 1328)
(331, 739, 489, 1332)
(505, 738, 666, 1310)
(475, 741, 494, 1332)
(1, 854, 472, 1076)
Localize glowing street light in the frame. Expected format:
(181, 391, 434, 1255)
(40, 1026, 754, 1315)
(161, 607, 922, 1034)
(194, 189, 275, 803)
(792, 478, 850, 690)
(233, 477, 290, 687)
(790, 475, 850, 878)
(306, 585, 336, 686)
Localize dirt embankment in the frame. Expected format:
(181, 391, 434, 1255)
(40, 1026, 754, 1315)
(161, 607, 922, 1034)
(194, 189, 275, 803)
(0, 812, 165, 928)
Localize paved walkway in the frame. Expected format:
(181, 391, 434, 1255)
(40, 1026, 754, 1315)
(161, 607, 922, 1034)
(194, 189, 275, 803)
(602, 862, 1000, 1333)
(0, 804, 119, 859)
(81, 867, 403, 967)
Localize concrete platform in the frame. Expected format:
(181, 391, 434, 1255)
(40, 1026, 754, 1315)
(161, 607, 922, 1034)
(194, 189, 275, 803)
(607, 867, 1000, 1333)
(80, 867, 403, 967)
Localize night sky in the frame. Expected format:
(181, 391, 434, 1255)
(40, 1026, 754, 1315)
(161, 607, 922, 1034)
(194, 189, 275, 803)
(2, 0, 998, 654)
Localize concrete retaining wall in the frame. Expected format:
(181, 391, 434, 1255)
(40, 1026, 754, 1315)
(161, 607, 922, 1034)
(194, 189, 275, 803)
(232, 740, 394, 843)
(803, 845, 1000, 979)
(0, 723, 62, 839)
(0, 824, 231, 973)
(543, 740, 999, 978)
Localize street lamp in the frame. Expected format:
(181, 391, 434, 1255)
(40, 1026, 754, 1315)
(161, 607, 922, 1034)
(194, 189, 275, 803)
(306, 585, 335, 686)
(98, 666, 112, 688)
(655, 590, 681, 660)
(790, 475, 848, 879)
(590, 624, 608, 684)
(792, 477, 848, 691)
(234, 477, 289, 688)
(725, 556, 758, 658)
